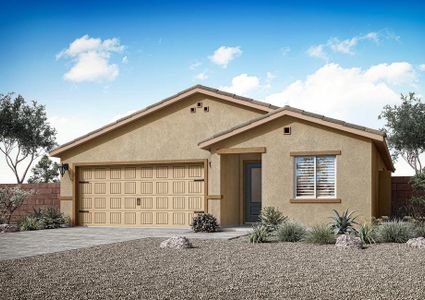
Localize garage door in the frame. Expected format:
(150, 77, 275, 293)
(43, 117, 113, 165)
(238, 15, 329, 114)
(78, 163, 205, 227)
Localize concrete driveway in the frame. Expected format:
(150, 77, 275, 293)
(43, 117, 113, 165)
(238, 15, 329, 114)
(0, 226, 251, 261)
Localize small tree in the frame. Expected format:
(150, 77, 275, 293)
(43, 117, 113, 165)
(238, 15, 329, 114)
(0, 93, 57, 183)
(27, 155, 60, 183)
(379, 93, 425, 175)
(0, 187, 33, 223)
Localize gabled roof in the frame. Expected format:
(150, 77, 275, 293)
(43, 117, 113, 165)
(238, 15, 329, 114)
(50, 85, 278, 157)
(199, 105, 394, 171)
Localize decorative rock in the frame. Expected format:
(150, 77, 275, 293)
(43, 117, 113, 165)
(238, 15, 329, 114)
(406, 237, 425, 250)
(160, 236, 192, 249)
(335, 234, 363, 249)
(0, 224, 18, 233)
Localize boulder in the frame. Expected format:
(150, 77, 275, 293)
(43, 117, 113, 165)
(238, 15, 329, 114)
(160, 236, 192, 249)
(335, 234, 363, 249)
(406, 237, 425, 250)
(0, 224, 18, 233)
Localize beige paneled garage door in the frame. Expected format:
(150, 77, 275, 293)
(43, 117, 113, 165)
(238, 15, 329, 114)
(78, 163, 205, 227)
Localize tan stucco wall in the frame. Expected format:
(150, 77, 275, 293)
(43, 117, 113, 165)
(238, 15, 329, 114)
(58, 94, 266, 223)
(212, 116, 374, 225)
(372, 143, 392, 217)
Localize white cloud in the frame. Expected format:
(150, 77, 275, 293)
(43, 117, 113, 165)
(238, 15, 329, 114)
(308, 32, 380, 59)
(419, 64, 425, 72)
(265, 63, 412, 126)
(57, 35, 125, 82)
(49, 115, 103, 144)
(328, 32, 378, 55)
(221, 73, 260, 95)
(63, 51, 119, 82)
(194, 71, 208, 81)
(307, 44, 328, 60)
(189, 61, 202, 70)
(209, 46, 242, 68)
(264, 72, 276, 89)
(364, 62, 416, 85)
(122, 56, 128, 64)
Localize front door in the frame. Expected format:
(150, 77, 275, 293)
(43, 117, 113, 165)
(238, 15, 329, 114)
(244, 162, 262, 223)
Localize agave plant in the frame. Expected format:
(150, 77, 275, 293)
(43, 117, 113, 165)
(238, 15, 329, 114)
(330, 209, 359, 234)
(259, 207, 287, 232)
(249, 225, 269, 243)
(358, 223, 376, 244)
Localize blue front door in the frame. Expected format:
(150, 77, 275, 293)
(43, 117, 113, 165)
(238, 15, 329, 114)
(244, 162, 262, 223)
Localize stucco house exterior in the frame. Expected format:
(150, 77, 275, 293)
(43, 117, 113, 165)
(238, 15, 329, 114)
(50, 85, 393, 227)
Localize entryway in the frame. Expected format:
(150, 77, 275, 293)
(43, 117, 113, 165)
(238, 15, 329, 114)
(218, 151, 263, 225)
(244, 162, 262, 223)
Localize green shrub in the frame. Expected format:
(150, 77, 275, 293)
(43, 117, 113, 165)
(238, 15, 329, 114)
(18, 216, 44, 231)
(259, 207, 287, 232)
(330, 209, 358, 234)
(375, 221, 415, 243)
(18, 207, 65, 231)
(304, 224, 336, 244)
(191, 213, 219, 233)
(35, 207, 65, 229)
(249, 225, 269, 243)
(412, 222, 425, 238)
(358, 223, 377, 244)
(277, 222, 306, 242)
(0, 187, 33, 224)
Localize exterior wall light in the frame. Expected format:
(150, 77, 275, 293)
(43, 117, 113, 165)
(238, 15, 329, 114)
(59, 163, 69, 176)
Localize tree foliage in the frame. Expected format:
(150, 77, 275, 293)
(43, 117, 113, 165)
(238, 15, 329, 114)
(379, 93, 425, 174)
(0, 93, 57, 183)
(0, 187, 33, 223)
(27, 155, 60, 183)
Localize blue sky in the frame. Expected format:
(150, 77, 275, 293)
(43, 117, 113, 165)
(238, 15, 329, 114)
(1, 0, 424, 181)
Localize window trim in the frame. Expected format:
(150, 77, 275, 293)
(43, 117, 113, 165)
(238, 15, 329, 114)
(293, 155, 337, 200)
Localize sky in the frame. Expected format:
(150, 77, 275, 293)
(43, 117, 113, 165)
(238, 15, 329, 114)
(0, 0, 425, 182)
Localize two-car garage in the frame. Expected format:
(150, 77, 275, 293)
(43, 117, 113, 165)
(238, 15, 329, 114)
(77, 163, 206, 227)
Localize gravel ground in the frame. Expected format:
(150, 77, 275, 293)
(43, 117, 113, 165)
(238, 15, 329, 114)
(1, 237, 425, 299)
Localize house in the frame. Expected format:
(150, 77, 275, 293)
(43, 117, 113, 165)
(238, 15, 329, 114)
(50, 85, 393, 227)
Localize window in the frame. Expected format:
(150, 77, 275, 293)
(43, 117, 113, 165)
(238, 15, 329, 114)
(295, 156, 336, 198)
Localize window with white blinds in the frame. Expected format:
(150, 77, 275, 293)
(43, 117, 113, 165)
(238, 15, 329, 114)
(295, 156, 336, 198)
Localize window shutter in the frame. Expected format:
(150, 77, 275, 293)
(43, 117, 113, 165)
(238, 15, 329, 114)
(316, 156, 336, 197)
(295, 157, 315, 197)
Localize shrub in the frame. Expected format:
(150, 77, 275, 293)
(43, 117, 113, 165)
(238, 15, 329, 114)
(358, 223, 377, 244)
(375, 221, 415, 243)
(304, 224, 336, 244)
(36, 207, 65, 229)
(18, 207, 65, 231)
(330, 209, 358, 234)
(412, 222, 425, 238)
(277, 222, 306, 242)
(18, 216, 43, 231)
(259, 207, 287, 232)
(191, 213, 219, 233)
(249, 225, 269, 243)
(0, 187, 33, 223)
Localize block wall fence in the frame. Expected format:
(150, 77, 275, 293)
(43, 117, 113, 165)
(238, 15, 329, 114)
(0, 183, 60, 223)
